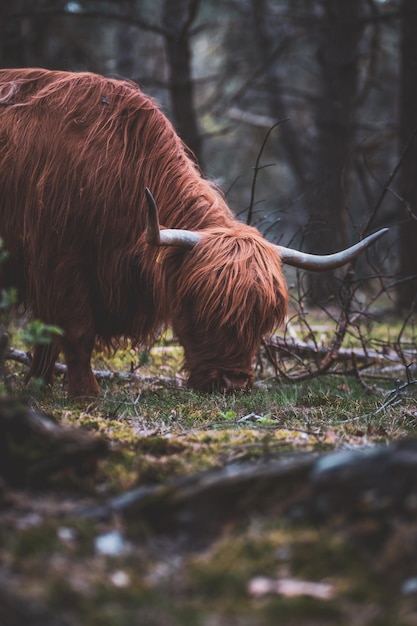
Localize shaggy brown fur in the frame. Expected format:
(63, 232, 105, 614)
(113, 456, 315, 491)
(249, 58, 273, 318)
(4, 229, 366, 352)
(0, 68, 288, 397)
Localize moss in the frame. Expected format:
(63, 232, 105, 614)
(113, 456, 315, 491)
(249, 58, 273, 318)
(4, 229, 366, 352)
(3, 319, 417, 625)
(99, 450, 138, 491)
(261, 596, 343, 624)
(48, 577, 89, 613)
(135, 435, 187, 457)
(11, 522, 63, 559)
(188, 535, 279, 600)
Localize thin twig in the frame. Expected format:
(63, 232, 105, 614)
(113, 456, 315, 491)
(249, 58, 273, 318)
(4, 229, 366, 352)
(364, 125, 417, 233)
(5, 347, 184, 389)
(375, 364, 417, 414)
(246, 120, 288, 226)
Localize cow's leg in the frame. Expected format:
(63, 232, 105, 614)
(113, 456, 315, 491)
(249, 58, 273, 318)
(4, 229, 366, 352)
(62, 322, 100, 399)
(30, 269, 100, 398)
(23, 254, 102, 399)
(24, 342, 60, 387)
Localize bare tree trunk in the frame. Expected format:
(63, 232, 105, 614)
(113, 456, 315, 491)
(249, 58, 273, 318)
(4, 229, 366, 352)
(396, 0, 417, 312)
(0, 1, 28, 67)
(115, 0, 136, 78)
(305, 0, 363, 303)
(0, 1, 69, 70)
(250, 0, 308, 192)
(161, 0, 202, 166)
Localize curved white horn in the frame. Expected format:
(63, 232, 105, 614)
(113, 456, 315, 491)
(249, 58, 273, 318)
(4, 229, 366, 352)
(275, 228, 389, 271)
(145, 188, 388, 267)
(145, 188, 203, 248)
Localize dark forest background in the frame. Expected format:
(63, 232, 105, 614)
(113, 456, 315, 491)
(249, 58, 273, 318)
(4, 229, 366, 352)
(1, 0, 415, 308)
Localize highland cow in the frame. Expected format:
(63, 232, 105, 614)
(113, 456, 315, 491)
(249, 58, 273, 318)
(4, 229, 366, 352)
(0, 68, 387, 397)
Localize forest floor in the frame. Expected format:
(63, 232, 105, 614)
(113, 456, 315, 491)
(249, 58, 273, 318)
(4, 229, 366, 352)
(1, 309, 417, 626)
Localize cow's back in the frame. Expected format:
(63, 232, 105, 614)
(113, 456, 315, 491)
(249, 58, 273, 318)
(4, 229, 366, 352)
(0, 68, 233, 339)
(0, 70, 156, 304)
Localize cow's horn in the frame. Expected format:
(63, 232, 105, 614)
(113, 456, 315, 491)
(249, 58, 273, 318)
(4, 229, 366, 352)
(145, 188, 389, 266)
(274, 228, 389, 271)
(145, 188, 202, 248)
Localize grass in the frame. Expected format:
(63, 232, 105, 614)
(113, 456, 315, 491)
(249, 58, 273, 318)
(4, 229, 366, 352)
(2, 312, 417, 625)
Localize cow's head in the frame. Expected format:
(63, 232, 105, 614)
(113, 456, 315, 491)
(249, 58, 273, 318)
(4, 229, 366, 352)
(146, 189, 388, 392)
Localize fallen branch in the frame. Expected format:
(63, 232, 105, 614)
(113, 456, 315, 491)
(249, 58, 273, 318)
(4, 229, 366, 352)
(264, 334, 404, 365)
(77, 439, 417, 547)
(5, 347, 184, 388)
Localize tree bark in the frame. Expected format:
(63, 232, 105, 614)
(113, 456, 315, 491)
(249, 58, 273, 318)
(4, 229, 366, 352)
(305, 0, 363, 303)
(0, 1, 28, 67)
(396, 0, 417, 312)
(250, 0, 308, 192)
(115, 0, 136, 78)
(161, 0, 203, 166)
